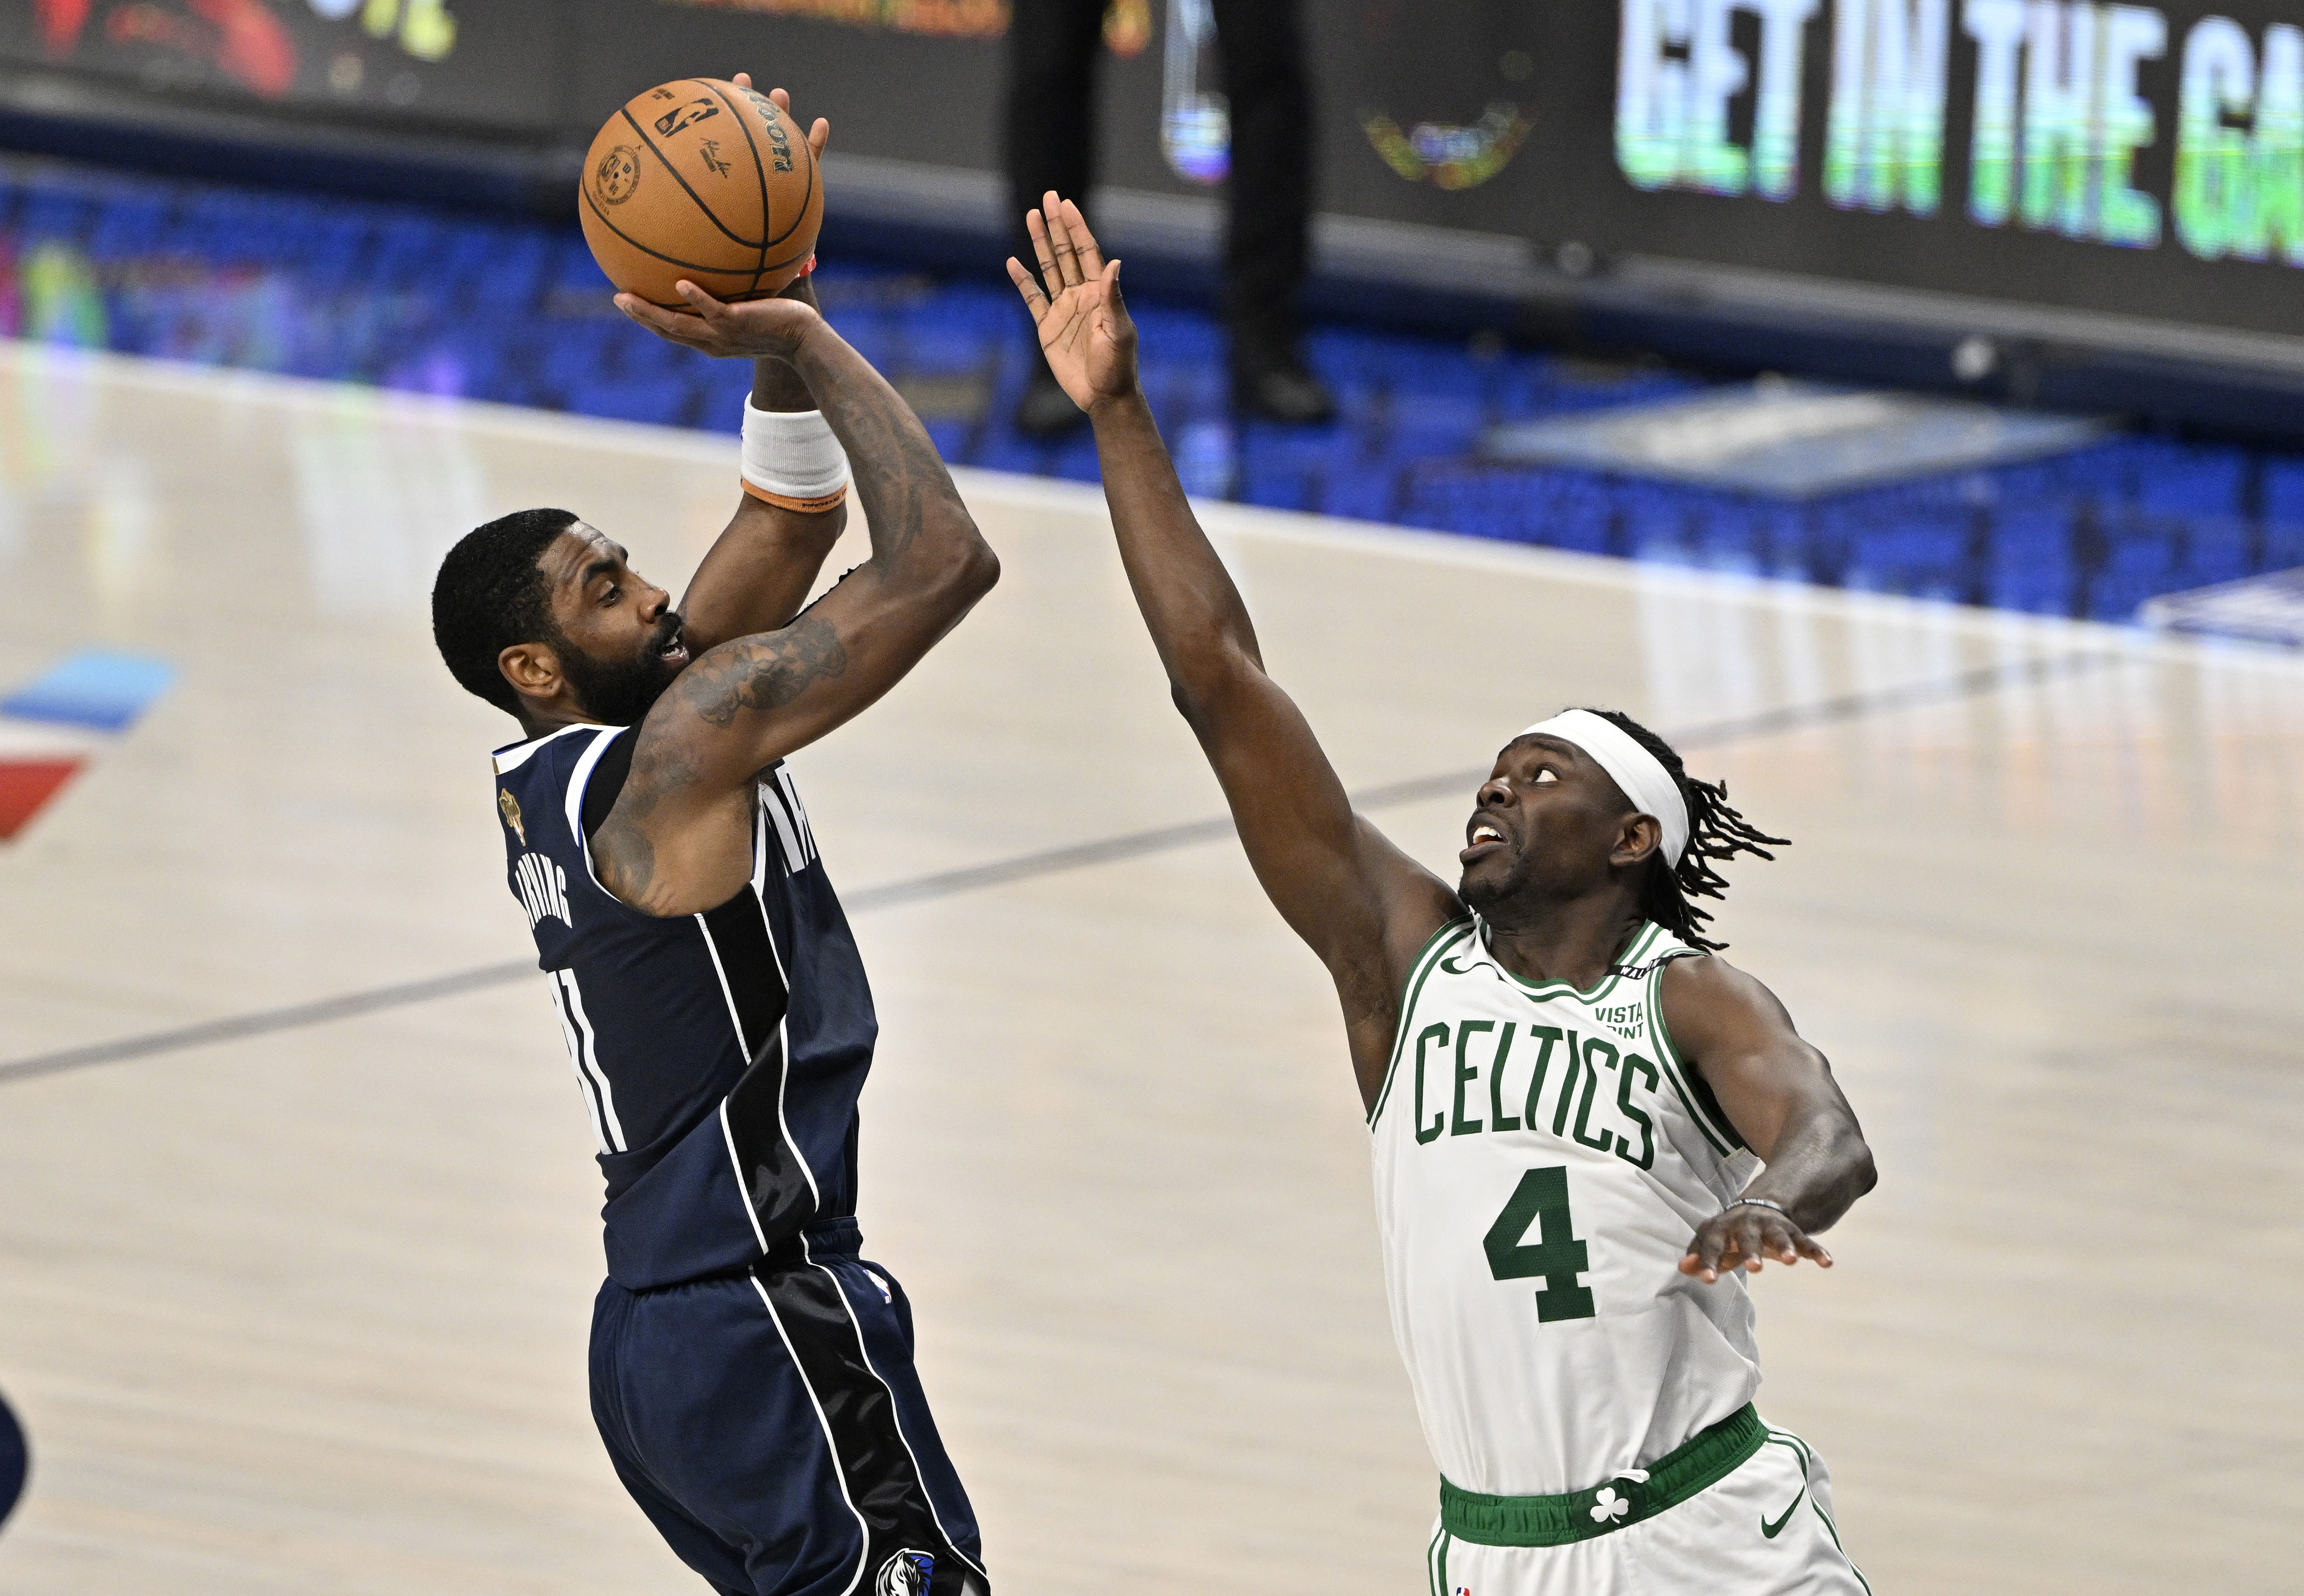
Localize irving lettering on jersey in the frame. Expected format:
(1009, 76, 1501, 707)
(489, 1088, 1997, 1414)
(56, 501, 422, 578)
(1406, 1019, 1661, 1171)
(513, 850, 572, 930)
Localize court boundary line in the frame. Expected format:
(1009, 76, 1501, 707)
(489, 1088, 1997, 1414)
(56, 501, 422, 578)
(0, 648, 2119, 1088)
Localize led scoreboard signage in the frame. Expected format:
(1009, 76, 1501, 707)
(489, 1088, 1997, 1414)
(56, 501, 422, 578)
(1543, 1, 2304, 337)
(1615, 1, 2297, 260)
(2, 0, 2294, 351)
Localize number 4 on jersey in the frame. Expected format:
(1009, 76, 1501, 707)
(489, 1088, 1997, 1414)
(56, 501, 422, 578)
(1483, 1166, 1597, 1322)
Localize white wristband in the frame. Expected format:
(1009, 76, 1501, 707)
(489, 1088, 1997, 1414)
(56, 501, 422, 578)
(740, 401, 851, 512)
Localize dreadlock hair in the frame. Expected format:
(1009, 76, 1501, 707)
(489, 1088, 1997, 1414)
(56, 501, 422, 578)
(430, 508, 580, 714)
(1577, 707, 1788, 953)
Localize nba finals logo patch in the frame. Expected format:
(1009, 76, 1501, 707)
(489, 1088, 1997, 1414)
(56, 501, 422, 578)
(875, 1549, 933, 1596)
(498, 788, 526, 845)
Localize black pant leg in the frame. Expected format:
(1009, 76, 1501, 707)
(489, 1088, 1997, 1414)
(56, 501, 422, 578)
(1207, 0, 1314, 354)
(1003, 0, 1107, 266)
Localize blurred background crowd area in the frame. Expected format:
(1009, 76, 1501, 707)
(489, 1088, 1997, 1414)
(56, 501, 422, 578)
(4, 157, 2302, 626)
(4, 0, 2304, 631)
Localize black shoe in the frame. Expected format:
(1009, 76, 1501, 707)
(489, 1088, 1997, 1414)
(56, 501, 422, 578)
(1233, 356, 1337, 424)
(1013, 368, 1088, 438)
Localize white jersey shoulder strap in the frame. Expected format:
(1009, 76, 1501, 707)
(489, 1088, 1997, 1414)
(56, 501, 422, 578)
(1634, 928, 1750, 1163)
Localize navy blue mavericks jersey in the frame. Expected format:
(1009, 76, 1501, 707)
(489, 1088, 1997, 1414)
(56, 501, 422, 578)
(491, 723, 876, 1290)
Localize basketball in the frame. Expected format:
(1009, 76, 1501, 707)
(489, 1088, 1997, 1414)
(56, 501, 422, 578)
(578, 78, 823, 308)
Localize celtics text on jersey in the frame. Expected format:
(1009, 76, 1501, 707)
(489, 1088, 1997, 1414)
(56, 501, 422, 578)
(1370, 916, 1764, 1498)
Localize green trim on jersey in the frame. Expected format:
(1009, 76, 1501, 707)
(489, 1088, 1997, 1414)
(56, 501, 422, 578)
(1487, 920, 1662, 1009)
(1640, 945, 1748, 1157)
(1438, 1403, 1767, 1546)
(1369, 916, 1477, 1131)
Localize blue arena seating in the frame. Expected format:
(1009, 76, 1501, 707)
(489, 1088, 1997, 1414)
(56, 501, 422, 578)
(0, 156, 2299, 625)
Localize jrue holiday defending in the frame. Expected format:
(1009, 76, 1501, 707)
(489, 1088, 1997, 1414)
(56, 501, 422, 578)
(1010, 192, 1878, 1596)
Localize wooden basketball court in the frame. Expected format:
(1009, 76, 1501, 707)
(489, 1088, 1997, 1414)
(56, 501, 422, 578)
(0, 344, 2299, 1594)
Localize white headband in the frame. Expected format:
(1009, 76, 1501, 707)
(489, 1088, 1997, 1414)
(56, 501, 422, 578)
(1519, 710, 1689, 867)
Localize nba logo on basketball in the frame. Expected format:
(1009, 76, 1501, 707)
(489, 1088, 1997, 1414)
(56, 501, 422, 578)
(875, 1549, 933, 1595)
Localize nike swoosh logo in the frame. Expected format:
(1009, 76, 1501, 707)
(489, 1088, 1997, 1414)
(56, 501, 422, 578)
(1760, 1487, 1807, 1540)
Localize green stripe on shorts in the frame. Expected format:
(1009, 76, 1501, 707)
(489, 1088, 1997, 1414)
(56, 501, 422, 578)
(1439, 1404, 1767, 1547)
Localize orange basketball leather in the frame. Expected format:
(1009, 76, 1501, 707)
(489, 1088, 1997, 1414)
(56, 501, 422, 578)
(578, 79, 824, 308)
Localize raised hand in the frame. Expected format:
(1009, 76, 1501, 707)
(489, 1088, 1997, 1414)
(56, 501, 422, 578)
(1678, 1202, 1834, 1284)
(616, 280, 823, 361)
(1007, 193, 1136, 413)
(723, 76, 824, 319)
(735, 74, 831, 165)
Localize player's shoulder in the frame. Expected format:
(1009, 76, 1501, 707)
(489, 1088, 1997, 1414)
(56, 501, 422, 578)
(1658, 945, 1766, 996)
(492, 725, 627, 849)
(493, 721, 615, 781)
(1656, 944, 1798, 1042)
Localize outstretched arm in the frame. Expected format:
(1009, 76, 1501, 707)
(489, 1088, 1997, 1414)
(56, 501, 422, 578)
(1009, 196, 1457, 1102)
(1662, 956, 1877, 1282)
(674, 85, 848, 651)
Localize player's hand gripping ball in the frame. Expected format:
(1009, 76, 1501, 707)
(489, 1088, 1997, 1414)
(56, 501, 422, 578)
(580, 76, 825, 308)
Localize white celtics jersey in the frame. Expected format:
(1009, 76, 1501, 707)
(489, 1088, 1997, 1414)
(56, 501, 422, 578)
(1370, 916, 1764, 1498)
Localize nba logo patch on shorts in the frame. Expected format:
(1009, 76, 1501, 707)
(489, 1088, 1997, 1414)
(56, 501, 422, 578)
(876, 1549, 934, 1595)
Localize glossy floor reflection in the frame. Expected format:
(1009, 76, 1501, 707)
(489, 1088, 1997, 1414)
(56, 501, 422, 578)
(0, 345, 2300, 1595)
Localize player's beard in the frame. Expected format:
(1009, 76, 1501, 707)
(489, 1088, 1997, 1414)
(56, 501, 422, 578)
(1458, 843, 1532, 915)
(1458, 866, 1517, 917)
(560, 612, 687, 728)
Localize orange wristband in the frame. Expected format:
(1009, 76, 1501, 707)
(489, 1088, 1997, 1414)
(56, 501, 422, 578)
(741, 477, 847, 513)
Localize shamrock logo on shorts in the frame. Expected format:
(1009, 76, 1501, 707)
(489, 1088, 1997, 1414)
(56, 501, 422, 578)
(1590, 1486, 1631, 1524)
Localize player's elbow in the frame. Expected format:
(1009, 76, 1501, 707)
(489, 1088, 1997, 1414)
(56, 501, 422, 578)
(907, 511, 999, 605)
(1833, 1122, 1878, 1199)
(1164, 641, 1260, 728)
(1168, 674, 1201, 728)
(1165, 666, 1229, 734)
(956, 535, 1000, 601)
(937, 508, 1000, 598)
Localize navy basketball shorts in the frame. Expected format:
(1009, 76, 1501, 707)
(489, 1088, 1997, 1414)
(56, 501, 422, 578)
(589, 1218, 988, 1596)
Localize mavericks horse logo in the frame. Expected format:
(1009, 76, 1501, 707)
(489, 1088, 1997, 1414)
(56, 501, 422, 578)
(875, 1549, 934, 1595)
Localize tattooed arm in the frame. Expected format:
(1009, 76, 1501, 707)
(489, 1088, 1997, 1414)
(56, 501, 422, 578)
(673, 89, 848, 653)
(676, 279, 849, 652)
(591, 285, 998, 914)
